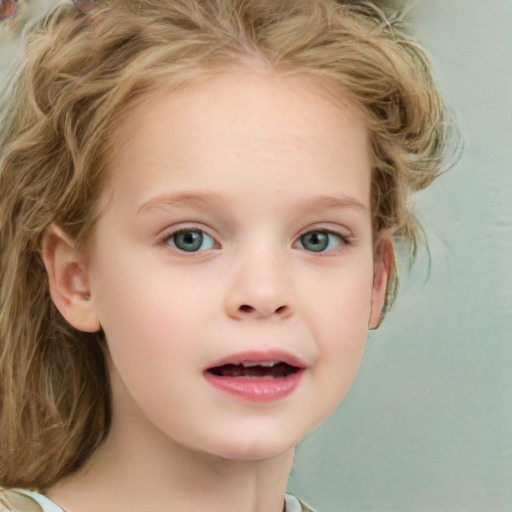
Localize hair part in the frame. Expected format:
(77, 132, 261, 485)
(0, 0, 454, 489)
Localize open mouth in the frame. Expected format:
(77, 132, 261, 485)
(207, 361, 299, 379)
(204, 353, 306, 401)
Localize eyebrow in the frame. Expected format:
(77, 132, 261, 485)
(292, 195, 368, 214)
(137, 192, 225, 215)
(137, 192, 367, 216)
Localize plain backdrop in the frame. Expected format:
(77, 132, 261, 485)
(1, 1, 511, 511)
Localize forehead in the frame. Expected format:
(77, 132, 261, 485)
(106, 69, 372, 210)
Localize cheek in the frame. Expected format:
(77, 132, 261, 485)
(303, 262, 374, 402)
(304, 260, 374, 339)
(90, 252, 221, 387)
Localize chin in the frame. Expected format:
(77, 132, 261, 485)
(206, 429, 300, 462)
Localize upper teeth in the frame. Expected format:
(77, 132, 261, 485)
(241, 361, 279, 368)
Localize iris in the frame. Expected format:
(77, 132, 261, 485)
(299, 230, 344, 252)
(166, 230, 216, 253)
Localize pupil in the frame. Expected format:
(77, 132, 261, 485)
(303, 231, 328, 252)
(176, 231, 202, 251)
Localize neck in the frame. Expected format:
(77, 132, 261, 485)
(46, 374, 295, 512)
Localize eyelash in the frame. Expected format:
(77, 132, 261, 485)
(294, 229, 350, 253)
(163, 228, 217, 253)
(160, 227, 351, 254)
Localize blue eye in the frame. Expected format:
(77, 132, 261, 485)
(166, 229, 216, 252)
(297, 230, 345, 252)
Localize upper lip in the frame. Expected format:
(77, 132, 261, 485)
(205, 350, 307, 371)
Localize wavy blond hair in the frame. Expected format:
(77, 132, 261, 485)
(0, 0, 453, 490)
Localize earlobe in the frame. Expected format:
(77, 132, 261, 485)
(368, 236, 395, 330)
(41, 225, 101, 333)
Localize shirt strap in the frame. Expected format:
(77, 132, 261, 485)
(5, 490, 64, 512)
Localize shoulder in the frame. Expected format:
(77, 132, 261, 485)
(0, 488, 43, 512)
(0, 489, 63, 512)
(285, 492, 317, 512)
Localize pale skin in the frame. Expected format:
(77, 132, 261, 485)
(42, 69, 393, 512)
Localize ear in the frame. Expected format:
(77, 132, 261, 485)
(41, 225, 100, 333)
(368, 236, 395, 330)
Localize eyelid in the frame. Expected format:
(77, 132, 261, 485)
(293, 226, 353, 252)
(295, 223, 352, 241)
(158, 224, 222, 250)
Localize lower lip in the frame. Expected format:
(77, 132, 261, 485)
(204, 370, 305, 402)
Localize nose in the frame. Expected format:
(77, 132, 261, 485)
(224, 248, 295, 321)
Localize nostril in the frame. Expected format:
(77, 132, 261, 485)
(236, 304, 289, 316)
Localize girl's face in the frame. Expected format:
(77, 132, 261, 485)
(83, 70, 388, 460)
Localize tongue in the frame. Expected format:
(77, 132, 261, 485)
(209, 363, 297, 379)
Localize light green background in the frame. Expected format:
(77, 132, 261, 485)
(1, 1, 511, 511)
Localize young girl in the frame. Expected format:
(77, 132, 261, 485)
(0, 0, 450, 510)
